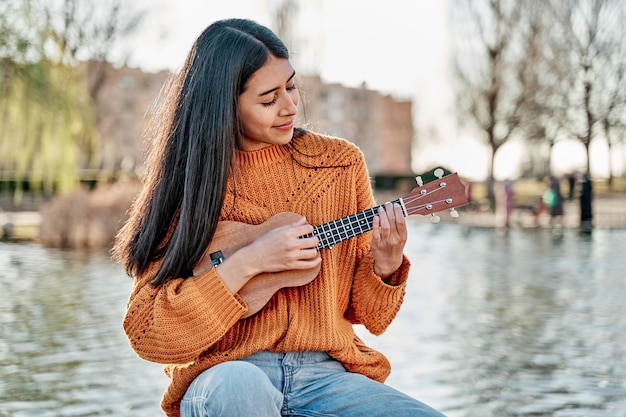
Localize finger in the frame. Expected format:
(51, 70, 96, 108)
(282, 220, 314, 239)
(393, 202, 405, 217)
(378, 204, 390, 228)
(372, 213, 381, 242)
(393, 203, 407, 233)
(297, 247, 320, 261)
(295, 251, 322, 270)
(377, 204, 391, 237)
(291, 216, 308, 226)
(384, 201, 395, 218)
(383, 201, 397, 232)
(298, 235, 319, 249)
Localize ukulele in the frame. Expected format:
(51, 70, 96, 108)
(197, 169, 468, 318)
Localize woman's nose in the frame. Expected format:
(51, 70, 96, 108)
(279, 91, 298, 116)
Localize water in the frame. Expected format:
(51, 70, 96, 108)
(0, 245, 166, 417)
(1, 222, 625, 417)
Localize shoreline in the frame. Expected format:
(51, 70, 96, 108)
(1, 195, 625, 243)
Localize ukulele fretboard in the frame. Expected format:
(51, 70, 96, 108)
(310, 198, 404, 249)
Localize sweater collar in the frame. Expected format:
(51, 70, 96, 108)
(235, 144, 291, 167)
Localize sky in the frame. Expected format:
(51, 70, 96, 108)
(124, 0, 449, 98)
(116, 0, 618, 181)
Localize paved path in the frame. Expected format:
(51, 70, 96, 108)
(457, 195, 626, 229)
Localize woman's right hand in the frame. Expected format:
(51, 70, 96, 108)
(246, 216, 321, 273)
(213, 216, 321, 294)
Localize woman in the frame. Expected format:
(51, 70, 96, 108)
(113, 18, 445, 417)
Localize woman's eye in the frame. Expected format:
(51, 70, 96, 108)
(262, 96, 278, 107)
(262, 85, 296, 107)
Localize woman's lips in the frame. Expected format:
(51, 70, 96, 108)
(274, 120, 294, 130)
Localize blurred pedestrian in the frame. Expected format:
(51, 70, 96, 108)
(543, 176, 564, 227)
(567, 172, 576, 200)
(580, 173, 593, 232)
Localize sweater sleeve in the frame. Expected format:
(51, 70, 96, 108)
(122, 265, 247, 364)
(345, 150, 411, 334)
(348, 252, 410, 334)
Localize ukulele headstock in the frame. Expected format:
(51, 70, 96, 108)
(401, 169, 468, 223)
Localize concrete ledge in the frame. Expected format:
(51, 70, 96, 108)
(0, 211, 42, 241)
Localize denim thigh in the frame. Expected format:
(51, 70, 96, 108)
(243, 350, 446, 417)
(181, 350, 445, 417)
(180, 360, 283, 417)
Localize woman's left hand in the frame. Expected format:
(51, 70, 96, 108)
(371, 202, 407, 279)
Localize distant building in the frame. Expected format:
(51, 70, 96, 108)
(90, 63, 415, 182)
(297, 76, 414, 176)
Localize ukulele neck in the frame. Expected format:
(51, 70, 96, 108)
(311, 198, 406, 250)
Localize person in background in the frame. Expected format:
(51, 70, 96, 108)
(579, 173, 593, 233)
(112, 18, 446, 417)
(544, 176, 565, 227)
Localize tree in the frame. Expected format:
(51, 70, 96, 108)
(449, 0, 525, 208)
(44, 0, 143, 101)
(0, 0, 143, 205)
(514, 1, 573, 179)
(270, 0, 299, 52)
(549, 0, 626, 179)
(598, 46, 626, 187)
(450, 0, 626, 196)
(592, 3, 626, 187)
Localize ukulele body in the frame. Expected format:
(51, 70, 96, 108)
(198, 212, 321, 318)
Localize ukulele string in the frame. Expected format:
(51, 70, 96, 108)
(401, 187, 451, 211)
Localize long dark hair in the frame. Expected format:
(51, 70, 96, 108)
(112, 19, 290, 286)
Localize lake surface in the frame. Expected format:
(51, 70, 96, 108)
(1, 222, 625, 417)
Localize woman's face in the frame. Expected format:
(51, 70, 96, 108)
(238, 55, 299, 151)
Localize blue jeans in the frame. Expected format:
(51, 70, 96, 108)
(180, 350, 446, 417)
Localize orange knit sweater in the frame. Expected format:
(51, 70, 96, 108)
(122, 130, 411, 417)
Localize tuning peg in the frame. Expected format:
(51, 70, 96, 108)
(450, 208, 459, 218)
(434, 168, 444, 179)
(430, 214, 441, 224)
(415, 175, 423, 186)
